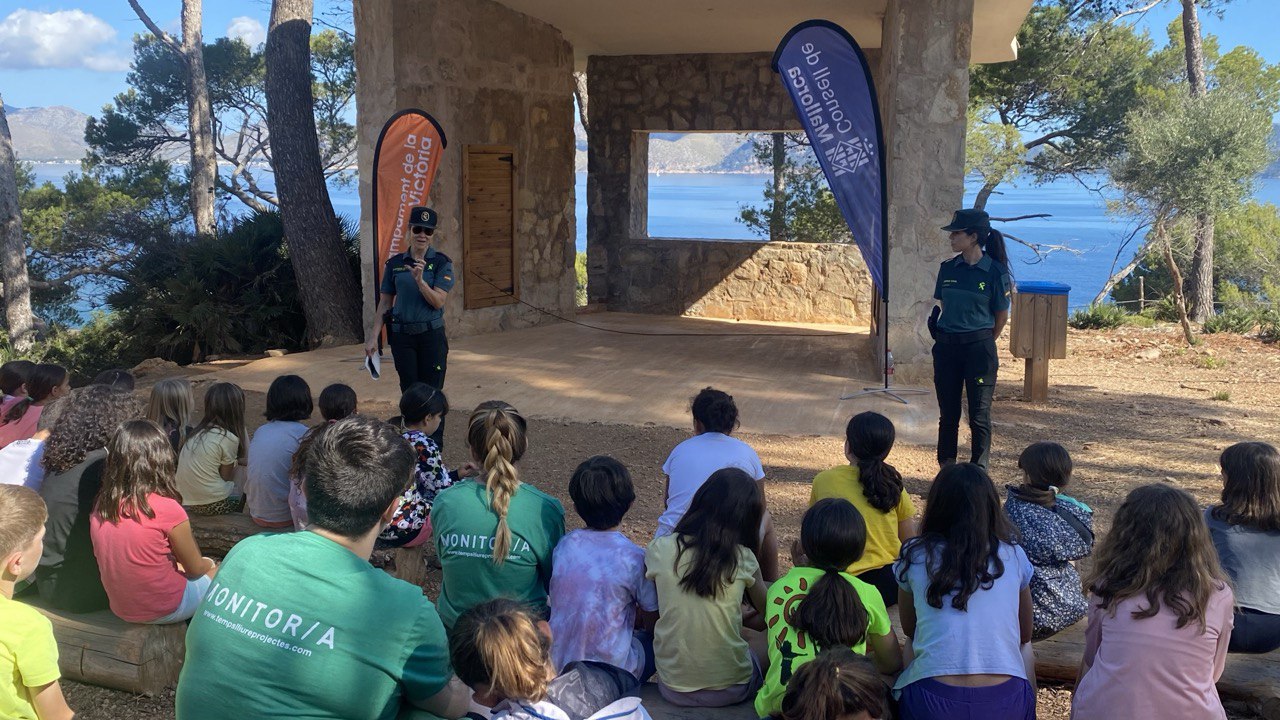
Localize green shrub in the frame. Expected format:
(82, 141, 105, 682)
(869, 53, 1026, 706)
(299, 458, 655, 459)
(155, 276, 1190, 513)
(1211, 390, 1231, 402)
(0, 313, 143, 385)
(1122, 313, 1156, 328)
(1195, 354, 1227, 370)
(1259, 309, 1280, 343)
(575, 252, 587, 307)
(1202, 307, 1259, 335)
(1149, 296, 1182, 323)
(1069, 303, 1127, 330)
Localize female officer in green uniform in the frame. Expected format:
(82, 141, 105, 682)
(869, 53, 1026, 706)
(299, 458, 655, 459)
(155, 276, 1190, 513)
(932, 208, 1012, 469)
(366, 206, 454, 446)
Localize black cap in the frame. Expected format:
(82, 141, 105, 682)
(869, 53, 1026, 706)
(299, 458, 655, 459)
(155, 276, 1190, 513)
(409, 207, 438, 229)
(941, 208, 991, 232)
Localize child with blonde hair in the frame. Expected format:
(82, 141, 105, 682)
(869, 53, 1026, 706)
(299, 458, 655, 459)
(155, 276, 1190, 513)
(0, 485, 75, 719)
(176, 382, 247, 515)
(450, 598, 649, 719)
(1072, 484, 1234, 719)
(431, 401, 564, 629)
(146, 377, 194, 451)
(91, 420, 217, 624)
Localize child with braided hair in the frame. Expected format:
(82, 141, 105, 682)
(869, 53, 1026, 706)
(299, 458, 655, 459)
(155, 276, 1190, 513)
(431, 401, 565, 629)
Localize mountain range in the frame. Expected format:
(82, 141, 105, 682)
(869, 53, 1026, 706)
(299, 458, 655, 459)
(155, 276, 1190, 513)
(5, 105, 91, 162)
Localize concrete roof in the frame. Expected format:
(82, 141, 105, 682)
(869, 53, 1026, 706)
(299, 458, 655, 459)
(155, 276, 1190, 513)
(492, 0, 1033, 64)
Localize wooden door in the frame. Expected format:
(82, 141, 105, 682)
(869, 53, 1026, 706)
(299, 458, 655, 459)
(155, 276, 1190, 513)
(463, 145, 518, 309)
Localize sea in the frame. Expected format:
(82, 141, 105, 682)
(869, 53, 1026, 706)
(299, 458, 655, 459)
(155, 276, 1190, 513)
(27, 163, 1280, 312)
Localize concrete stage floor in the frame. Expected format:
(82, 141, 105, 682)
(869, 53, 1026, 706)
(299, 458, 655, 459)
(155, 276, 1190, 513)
(203, 312, 938, 443)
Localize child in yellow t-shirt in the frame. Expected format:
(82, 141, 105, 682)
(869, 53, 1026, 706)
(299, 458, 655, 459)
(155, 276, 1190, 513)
(0, 485, 75, 720)
(806, 411, 917, 607)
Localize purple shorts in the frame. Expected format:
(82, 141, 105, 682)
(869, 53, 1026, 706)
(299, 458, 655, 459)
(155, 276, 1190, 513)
(898, 677, 1035, 720)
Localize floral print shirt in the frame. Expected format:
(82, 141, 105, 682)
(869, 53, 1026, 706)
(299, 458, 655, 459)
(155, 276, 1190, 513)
(1003, 486, 1094, 638)
(378, 430, 453, 548)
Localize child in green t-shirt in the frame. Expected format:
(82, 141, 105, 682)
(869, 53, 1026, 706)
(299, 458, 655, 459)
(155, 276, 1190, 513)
(0, 485, 75, 720)
(756, 498, 903, 718)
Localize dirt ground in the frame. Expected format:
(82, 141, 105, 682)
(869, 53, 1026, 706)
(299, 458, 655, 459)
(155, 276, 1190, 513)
(64, 326, 1280, 719)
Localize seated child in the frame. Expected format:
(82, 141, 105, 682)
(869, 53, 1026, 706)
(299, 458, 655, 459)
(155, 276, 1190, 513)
(176, 382, 247, 516)
(246, 375, 312, 528)
(287, 383, 357, 530)
(0, 360, 34, 403)
(646, 467, 768, 707)
(777, 648, 888, 720)
(431, 401, 564, 629)
(0, 397, 66, 492)
(1003, 441, 1093, 638)
(451, 598, 649, 720)
(1206, 441, 1280, 653)
(146, 377, 195, 451)
(380, 383, 456, 548)
(1, 485, 76, 720)
(755, 498, 902, 717)
(659, 387, 778, 581)
(1072, 484, 1233, 719)
(0, 364, 70, 450)
(808, 411, 916, 606)
(549, 456, 658, 679)
(91, 420, 218, 624)
(894, 463, 1035, 720)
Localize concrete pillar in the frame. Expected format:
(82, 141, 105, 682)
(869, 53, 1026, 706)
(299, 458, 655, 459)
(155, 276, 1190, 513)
(880, 0, 974, 383)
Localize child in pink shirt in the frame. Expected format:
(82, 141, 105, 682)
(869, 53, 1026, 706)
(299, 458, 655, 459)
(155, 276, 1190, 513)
(90, 420, 218, 624)
(0, 364, 68, 450)
(1071, 484, 1234, 720)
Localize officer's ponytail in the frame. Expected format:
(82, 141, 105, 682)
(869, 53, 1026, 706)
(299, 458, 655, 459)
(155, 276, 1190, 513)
(980, 228, 1013, 279)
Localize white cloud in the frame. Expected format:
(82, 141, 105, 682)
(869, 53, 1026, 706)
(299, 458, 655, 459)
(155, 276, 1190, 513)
(0, 9, 130, 72)
(226, 16, 266, 48)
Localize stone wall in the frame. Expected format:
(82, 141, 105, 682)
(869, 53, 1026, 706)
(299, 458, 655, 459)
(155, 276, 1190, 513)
(585, 52, 880, 314)
(611, 238, 873, 325)
(354, 0, 576, 337)
(880, 0, 975, 382)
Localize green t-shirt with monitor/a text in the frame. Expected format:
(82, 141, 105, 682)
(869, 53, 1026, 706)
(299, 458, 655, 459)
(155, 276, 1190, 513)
(175, 531, 453, 720)
(430, 480, 565, 628)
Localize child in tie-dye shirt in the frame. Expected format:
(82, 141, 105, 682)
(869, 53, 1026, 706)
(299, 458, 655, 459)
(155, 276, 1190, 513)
(548, 456, 658, 680)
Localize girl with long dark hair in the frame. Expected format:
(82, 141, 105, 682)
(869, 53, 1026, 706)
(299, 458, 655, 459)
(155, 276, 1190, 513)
(807, 411, 916, 606)
(0, 363, 70, 449)
(91, 420, 217, 624)
(755, 498, 902, 717)
(932, 208, 1013, 469)
(1206, 441, 1280, 653)
(646, 467, 768, 707)
(893, 463, 1035, 720)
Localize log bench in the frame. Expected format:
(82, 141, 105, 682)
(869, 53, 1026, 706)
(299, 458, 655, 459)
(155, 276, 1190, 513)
(188, 512, 270, 556)
(33, 605, 186, 696)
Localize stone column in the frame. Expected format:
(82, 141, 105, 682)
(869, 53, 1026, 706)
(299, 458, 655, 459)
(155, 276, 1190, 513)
(880, 0, 974, 384)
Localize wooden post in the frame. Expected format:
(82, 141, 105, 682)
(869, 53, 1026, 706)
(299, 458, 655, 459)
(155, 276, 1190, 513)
(1139, 276, 1146, 311)
(1024, 357, 1049, 402)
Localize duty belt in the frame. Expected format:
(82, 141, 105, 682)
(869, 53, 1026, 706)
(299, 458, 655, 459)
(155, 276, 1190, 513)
(390, 317, 445, 334)
(935, 328, 994, 345)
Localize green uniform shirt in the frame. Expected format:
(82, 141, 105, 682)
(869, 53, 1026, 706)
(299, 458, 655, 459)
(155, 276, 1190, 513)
(933, 254, 1012, 334)
(379, 247, 455, 329)
(176, 532, 453, 720)
(430, 480, 565, 628)
(753, 566, 891, 718)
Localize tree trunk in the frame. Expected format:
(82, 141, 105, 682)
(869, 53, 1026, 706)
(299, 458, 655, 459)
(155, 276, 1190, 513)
(573, 71, 590, 135)
(1180, 0, 1214, 322)
(0, 97, 35, 352)
(1158, 218, 1197, 346)
(1180, 0, 1208, 98)
(1093, 244, 1147, 306)
(265, 0, 363, 346)
(769, 132, 786, 241)
(973, 179, 1000, 211)
(127, 0, 218, 237)
(182, 0, 218, 237)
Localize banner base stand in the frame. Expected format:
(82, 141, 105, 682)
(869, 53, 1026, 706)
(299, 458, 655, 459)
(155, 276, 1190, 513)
(841, 386, 930, 404)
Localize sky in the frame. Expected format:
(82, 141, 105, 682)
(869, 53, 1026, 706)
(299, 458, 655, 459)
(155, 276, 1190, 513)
(0, 0, 1278, 116)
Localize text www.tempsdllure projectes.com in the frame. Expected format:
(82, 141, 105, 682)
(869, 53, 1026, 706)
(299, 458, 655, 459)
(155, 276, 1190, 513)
(205, 610, 314, 657)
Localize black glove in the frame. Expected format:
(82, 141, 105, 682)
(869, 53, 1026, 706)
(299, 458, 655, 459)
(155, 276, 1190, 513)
(928, 306, 940, 340)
